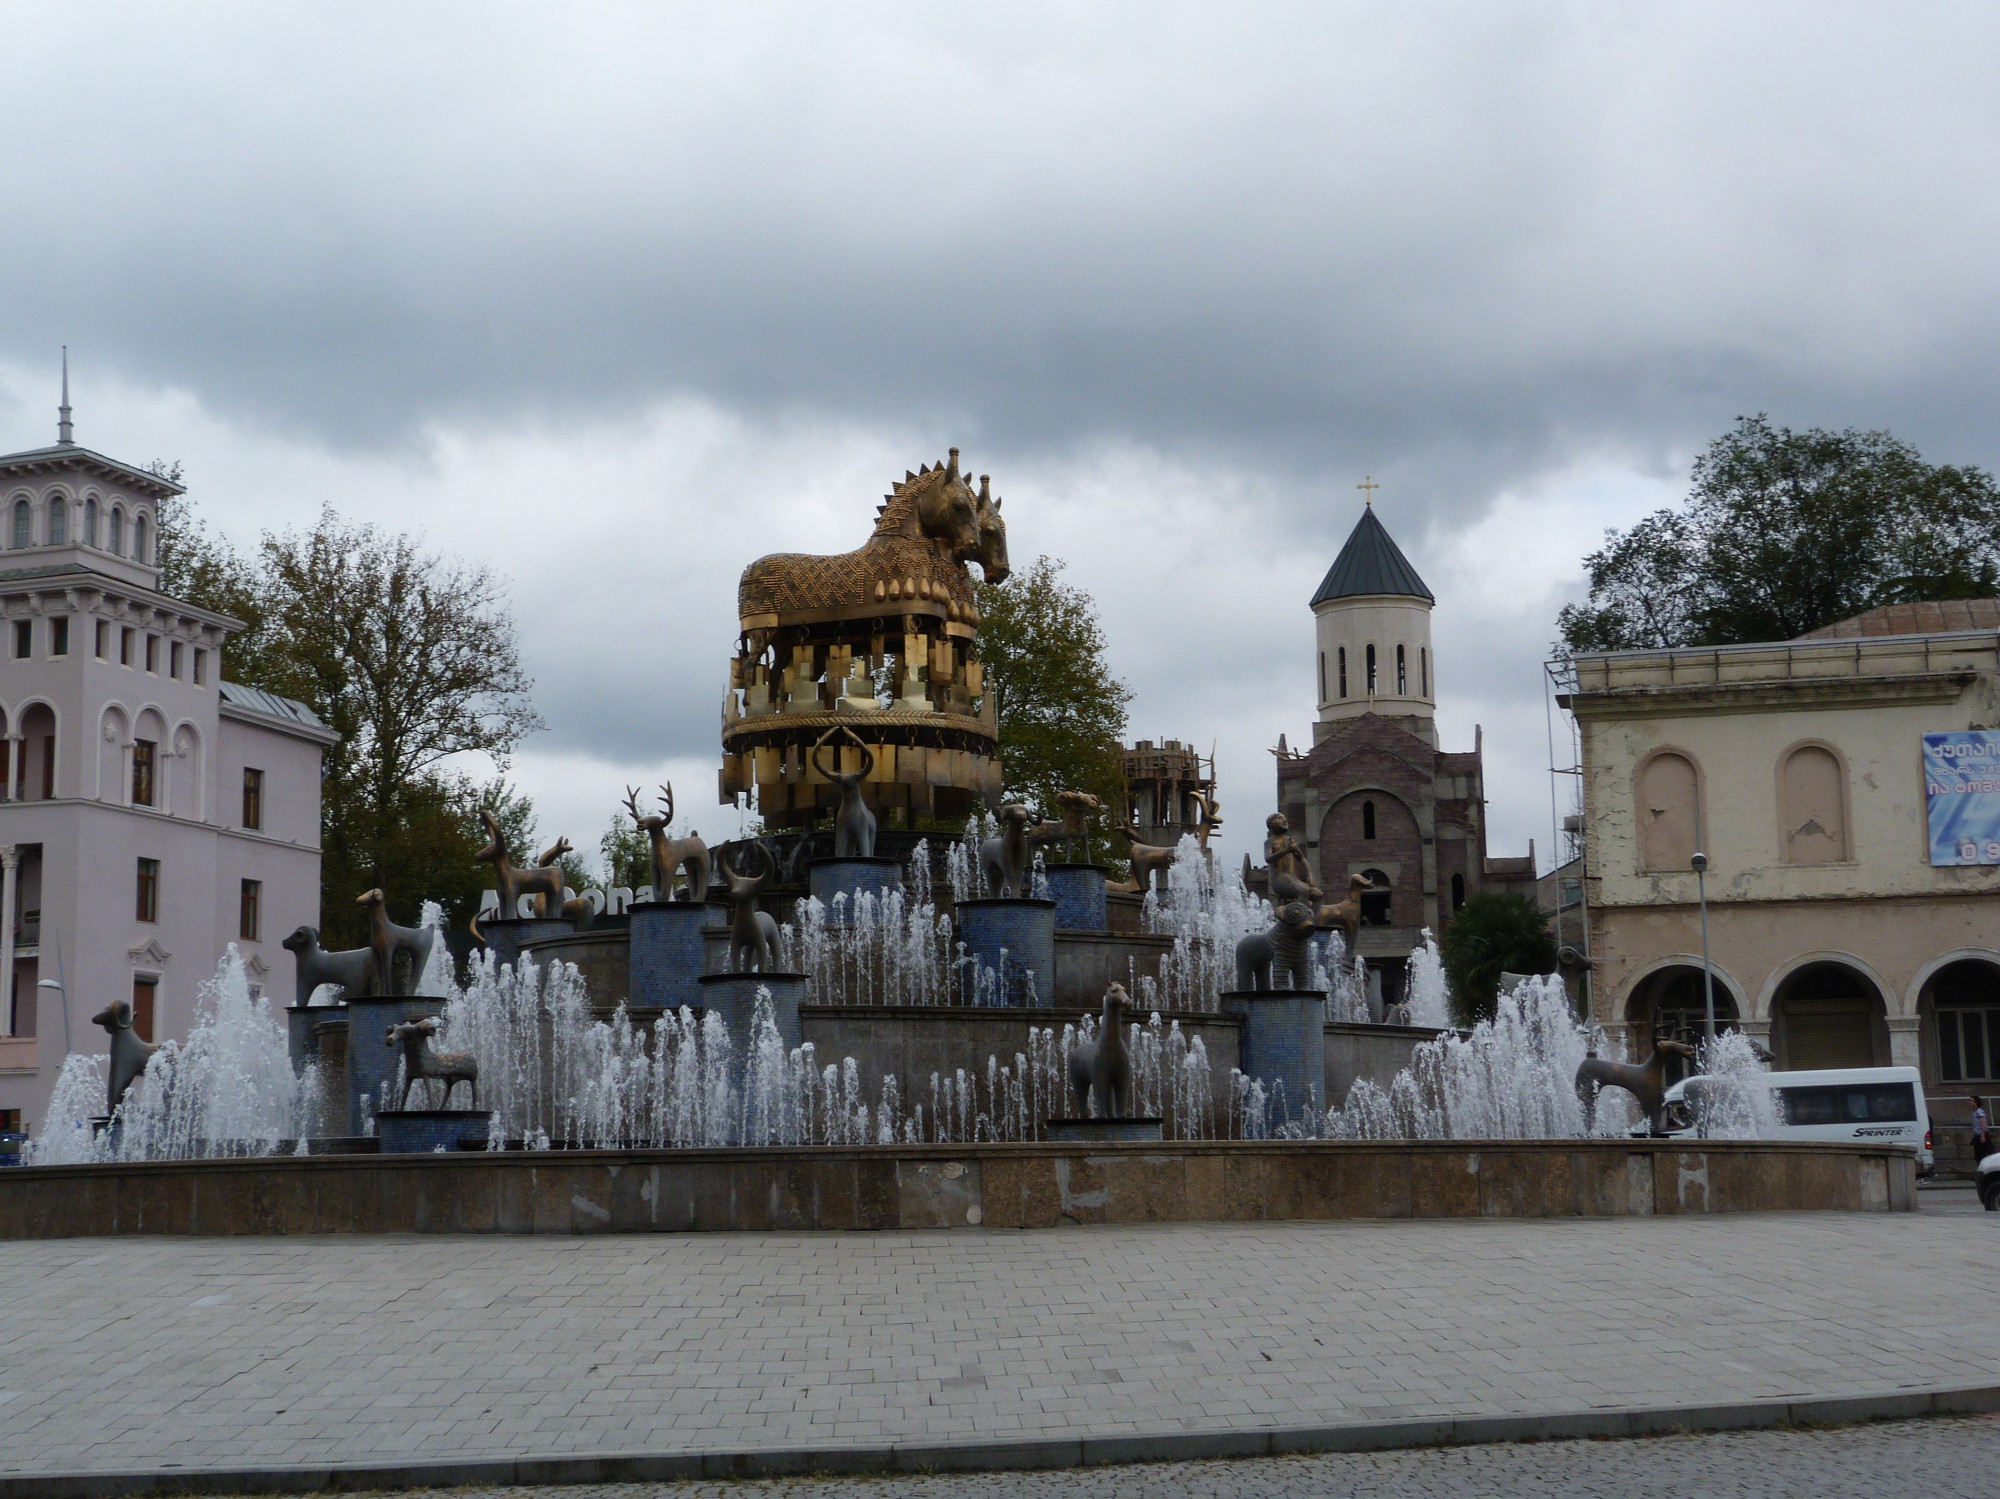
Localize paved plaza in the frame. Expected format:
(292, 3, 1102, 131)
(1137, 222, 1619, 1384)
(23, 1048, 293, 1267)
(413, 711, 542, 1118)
(0, 1206, 1993, 1485)
(273, 1415, 2000, 1498)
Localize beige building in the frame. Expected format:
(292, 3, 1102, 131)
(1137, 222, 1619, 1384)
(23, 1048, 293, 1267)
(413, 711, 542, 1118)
(1562, 601, 2000, 1162)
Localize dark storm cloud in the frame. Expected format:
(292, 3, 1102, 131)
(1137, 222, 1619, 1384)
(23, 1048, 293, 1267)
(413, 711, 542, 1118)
(5, 1, 1999, 522)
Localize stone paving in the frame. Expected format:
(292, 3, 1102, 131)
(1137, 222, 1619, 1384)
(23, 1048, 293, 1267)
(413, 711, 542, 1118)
(0, 1210, 1993, 1479)
(283, 1415, 2000, 1498)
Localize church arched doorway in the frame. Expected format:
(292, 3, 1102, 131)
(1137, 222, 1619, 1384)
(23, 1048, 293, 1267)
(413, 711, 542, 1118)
(1770, 960, 1888, 1070)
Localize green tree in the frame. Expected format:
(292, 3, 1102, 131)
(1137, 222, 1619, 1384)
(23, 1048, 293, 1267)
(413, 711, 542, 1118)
(974, 555, 1132, 861)
(1558, 416, 2000, 651)
(148, 461, 277, 684)
(258, 507, 544, 942)
(1441, 891, 1558, 1025)
(599, 811, 652, 890)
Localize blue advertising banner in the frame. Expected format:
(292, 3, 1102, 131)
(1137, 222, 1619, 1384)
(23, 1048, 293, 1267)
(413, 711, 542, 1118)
(1924, 731, 2000, 866)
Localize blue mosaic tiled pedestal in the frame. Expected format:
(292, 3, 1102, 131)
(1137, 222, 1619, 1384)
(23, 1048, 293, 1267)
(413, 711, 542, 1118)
(955, 897, 1058, 1007)
(1221, 988, 1328, 1127)
(808, 858, 904, 921)
(478, 917, 576, 973)
(629, 900, 725, 1013)
(1044, 864, 1110, 932)
(343, 995, 445, 1136)
(696, 971, 807, 1055)
(376, 1110, 493, 1153)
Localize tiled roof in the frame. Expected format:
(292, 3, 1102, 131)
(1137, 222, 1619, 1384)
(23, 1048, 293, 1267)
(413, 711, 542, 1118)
(1310, 506, 1433, 606)
(1794, 599, 2000, 640)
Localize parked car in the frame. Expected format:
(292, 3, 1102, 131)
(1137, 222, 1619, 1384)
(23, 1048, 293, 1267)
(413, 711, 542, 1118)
(1976, 1150, 2000, 1211)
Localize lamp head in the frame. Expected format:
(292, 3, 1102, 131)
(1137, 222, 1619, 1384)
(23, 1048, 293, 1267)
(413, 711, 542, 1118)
(36, 978, 61, 991)
(1690, 851, 1708, 874)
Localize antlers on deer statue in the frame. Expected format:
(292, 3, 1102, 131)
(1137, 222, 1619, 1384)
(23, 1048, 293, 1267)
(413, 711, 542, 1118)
(623, 783, 711, 902)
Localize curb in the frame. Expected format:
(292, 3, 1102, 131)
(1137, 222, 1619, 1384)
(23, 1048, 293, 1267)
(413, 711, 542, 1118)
(5, 1383, 1998, 1498)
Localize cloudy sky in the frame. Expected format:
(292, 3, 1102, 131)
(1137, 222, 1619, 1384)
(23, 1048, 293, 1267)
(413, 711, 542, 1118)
(4, 2, 1997, 878)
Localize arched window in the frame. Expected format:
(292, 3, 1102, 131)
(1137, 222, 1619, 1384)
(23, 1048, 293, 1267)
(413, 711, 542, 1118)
(11, 500, 28, 549)
(1360, 868, 1393, 926)
(1362, 799, 1377, 840)
(1365, 643, 1377, 693)
(1420, 647, 1428, 696)
(85, 497, 98, 547)
(48, 495, 66, 545)
(1396, 643, 1407, 694)
(1779, 744, 1849, 864)
(1635, 750, 1701, 872)
(133, 513, 148, 562)
(1337, 647, 1348, 698)
(1451, 872, 1466, 911)
(110, 507, 125, 555)
(1318, 651, 1326, 703)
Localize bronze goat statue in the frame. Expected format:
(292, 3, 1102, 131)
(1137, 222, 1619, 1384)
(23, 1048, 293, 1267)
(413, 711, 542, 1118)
(1576, 1036, 1699, 1135)
(1029, 790, 1099, 865)
(386, 1017, 478, 1110)
(93, 999, 160, 1117)
(721, 842, 783, 973)
(980, 803, 1036, 897)
(1114, 824, 1179, 896)
(475, 810, 568, 923)
(356, 889, 436, 997)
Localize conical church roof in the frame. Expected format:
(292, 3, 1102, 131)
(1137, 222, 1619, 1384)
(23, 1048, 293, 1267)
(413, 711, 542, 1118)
(1310, 505, 1433, 606)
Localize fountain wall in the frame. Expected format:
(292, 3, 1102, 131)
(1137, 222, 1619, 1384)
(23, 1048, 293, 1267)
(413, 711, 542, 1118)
(0, 1138, 1914, 1238)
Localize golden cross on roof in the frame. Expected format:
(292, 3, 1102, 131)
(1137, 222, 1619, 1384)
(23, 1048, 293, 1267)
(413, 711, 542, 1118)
(1357, 474, 1379, 506)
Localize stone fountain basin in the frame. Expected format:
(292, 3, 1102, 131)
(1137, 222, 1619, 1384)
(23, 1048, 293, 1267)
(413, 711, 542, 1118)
(0, 1138, 1911, 1238)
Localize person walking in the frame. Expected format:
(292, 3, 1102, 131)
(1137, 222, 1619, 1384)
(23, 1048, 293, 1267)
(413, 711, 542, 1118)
(1972, 1096, 1992, 1164)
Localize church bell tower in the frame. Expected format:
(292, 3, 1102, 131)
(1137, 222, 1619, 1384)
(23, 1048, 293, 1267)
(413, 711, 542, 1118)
(1310, 495, 1436, 748)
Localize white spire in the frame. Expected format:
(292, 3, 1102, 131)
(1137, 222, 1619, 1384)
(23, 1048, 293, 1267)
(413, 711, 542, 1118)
(57, 347, 73, 446)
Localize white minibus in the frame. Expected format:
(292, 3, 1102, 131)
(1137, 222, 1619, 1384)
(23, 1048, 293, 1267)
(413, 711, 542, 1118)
(1656, 1065, 1932, 1175)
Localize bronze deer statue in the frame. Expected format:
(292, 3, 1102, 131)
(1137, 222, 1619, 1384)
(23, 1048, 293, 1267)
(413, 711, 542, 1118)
(811, 727, 877, 858)
(386, 1017, 478, 1110)
(476, 810, 567, 923)
(624, 784, 710, 902)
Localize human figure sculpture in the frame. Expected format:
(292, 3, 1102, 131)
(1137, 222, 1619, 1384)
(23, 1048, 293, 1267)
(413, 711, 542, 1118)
(386, 1017, 478, 1110)
(811, 727, 878, 858)
(1234, 899, 1319, 991)
(721, 842, 783, 973)
(92, 999, 160, 1117)
(1316, 874, 1372, 949)
(1067, 983, 1134, 1119)
(1576, 1036, 1698, 1135)
(624, 784, 710, 901)
(1114, 824, 1179, 895)
(1029, 790, 1099, 865)
(980, 803, 1036, 896)
(281, 925, 376, 1006)
(1264, 813, 1322, 905)
(356, 889, 436, 997)
(475, 811, 568, 924)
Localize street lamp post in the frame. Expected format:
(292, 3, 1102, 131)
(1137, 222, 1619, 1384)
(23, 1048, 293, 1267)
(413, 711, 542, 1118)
(1691, 850, 1716, 1046)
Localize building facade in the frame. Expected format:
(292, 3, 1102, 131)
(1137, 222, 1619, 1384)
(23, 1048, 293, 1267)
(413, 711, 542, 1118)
(0, 424, 334, 1137)
(1562, 601, 2000, 1164)
(1273, 504, 1535, 995)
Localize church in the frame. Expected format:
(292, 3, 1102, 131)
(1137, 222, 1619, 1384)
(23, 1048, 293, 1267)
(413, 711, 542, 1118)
(1270, 498, 1535, 998)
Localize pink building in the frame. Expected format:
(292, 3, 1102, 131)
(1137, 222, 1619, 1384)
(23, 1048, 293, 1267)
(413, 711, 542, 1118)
(0, 399, 332, 1137)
